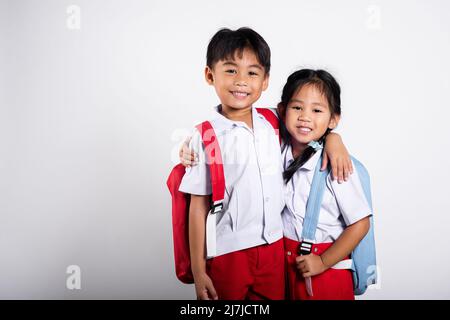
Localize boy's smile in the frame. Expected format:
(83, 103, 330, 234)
(205, 48, 269, 114)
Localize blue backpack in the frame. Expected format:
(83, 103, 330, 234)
(301, 154, 377, 295)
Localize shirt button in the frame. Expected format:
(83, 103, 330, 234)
(314, 248, 318, 253)
(287, 251, 292, 256)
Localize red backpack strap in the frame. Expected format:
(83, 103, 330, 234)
(256, 108, 281, 144)
(195, 121, 225, 212)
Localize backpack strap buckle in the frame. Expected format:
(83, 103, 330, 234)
(298, 241, 314, 255)
(211, 201, 223, 214)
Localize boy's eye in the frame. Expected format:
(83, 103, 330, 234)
(249, 71, 259, 76)
(225, 69, 237, 74)
(313, 109, 323, 113)
(292, 106, 302, 110)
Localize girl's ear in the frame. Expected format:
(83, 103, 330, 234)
(328, 114, 341, 130)
(277, 103, 285, 120)
(205, 66, 214, 85)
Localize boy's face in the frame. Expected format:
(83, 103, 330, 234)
(205, 48, 269, 111)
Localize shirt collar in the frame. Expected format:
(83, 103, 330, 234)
(212, 104, 265, 133)
(284, 144, 323, 171)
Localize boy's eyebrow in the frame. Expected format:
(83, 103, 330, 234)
(222, 61, 238, 67)
(221, 61, 264, 70)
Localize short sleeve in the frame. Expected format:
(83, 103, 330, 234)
(327, 161, 372, 226)
(330, 127, 342, 135)
(178, 128, 212, 195)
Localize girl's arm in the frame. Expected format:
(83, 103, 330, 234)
(180, 133, 353, 182)
(189, 194, 218, 300)
(179, 137, 197, 167)
(296, 217, 370, 278)
(323, 133, 353, 184)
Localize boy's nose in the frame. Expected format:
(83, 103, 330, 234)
(234, 80, 247, 87)
(234, 73, 248, 87)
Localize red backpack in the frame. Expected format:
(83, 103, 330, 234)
(166, 108, 280, 283)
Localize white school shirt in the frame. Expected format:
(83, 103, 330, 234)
(281, 144, 372, 243)
(179, 106, 285, 257)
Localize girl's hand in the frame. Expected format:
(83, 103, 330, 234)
(296, 254, 328, 278)
(179, 136, 198, 167)
(322, 133, 353, 183)
(193, 272, 218, 300)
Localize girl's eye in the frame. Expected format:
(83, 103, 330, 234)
(292, 106, 302, 110)
(314, 109, 323, 113)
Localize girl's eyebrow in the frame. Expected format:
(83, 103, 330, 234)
(290, 99, 326, 107)
(248, 64, 263, 70)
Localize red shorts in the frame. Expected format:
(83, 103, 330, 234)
(284, 237, 355, 300)
(206, 238, 285, 300)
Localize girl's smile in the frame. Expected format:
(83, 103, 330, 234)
(295, 124, 313, 135)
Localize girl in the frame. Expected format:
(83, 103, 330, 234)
(278, 69, 371, 300)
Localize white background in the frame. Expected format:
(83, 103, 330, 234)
(1, 0, 450, 299)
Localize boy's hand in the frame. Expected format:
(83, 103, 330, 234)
(296, 254, 327, 278)
(322, 133, 353, 183)
(194, 272, 218, 300)
(179, 137, 198, 167)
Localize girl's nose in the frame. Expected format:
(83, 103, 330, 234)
(298, 113, 311, 122)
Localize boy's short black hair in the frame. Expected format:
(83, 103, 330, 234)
(206, 27, 271, 74)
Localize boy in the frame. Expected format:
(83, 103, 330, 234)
(179, 27, 286, 300)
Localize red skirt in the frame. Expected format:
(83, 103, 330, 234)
(284, 237, 355, 300)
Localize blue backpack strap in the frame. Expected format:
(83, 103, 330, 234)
(301, 155, 378, 295)
(300, 154, 328, 252)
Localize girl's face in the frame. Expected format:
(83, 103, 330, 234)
(284, 84, 339, 147)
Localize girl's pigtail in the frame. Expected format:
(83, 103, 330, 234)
(283, 146, 315, 183)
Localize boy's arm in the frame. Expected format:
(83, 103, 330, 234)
(189, 194, 218, 300)
(323, 133, 353, 183)
(296, 217, 370, 278)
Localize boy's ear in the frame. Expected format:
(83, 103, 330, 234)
(262, 73, 269, 91)
(204, 66, 214, 85)
(328, 114, 341, 130)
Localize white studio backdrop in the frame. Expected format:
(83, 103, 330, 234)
(1, 0, 450, 299)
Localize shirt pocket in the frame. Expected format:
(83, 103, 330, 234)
(227, 188, 238, 231)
